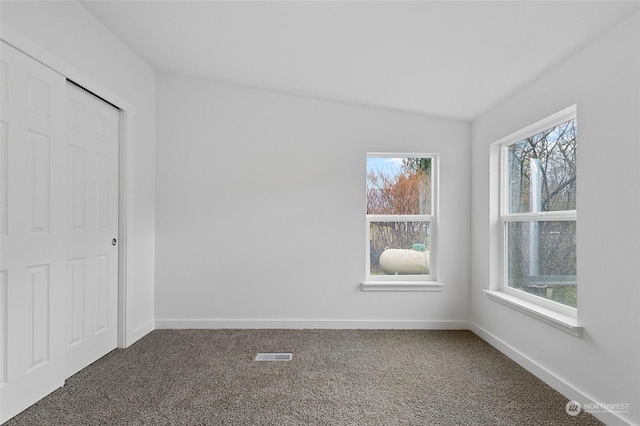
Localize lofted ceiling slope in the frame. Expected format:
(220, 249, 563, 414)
(81, 1, 639, 121)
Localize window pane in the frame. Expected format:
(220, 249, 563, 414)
(370, 221, 430, 276)
(508, 119, 576, 213)
(367, 157, 431, 215)
(507, 221, 577, 307)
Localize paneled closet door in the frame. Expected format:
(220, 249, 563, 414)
(65, 82, 119, 379)
(0, 41, 67, 423)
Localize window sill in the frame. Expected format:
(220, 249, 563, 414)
(360, 281, 445, 292)
(484, 290, 583, 337)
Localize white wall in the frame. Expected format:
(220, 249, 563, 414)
(1, 1, 156, 346)
(7, 2, 635, 422)
(470, 13, 640, 426)
(155, 74, 470, 328)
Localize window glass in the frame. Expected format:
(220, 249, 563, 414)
(369, 221, 430, 276)
(367, 157, 431, 215)
(366, 155, 435, 282)
(501, 113, 577, 310)
(507, 221, 577, 307)
(507, 119, 576, 213)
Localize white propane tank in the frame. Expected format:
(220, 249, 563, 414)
(379, 248, 429, 275)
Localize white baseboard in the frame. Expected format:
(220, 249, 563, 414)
(154, 319, 469, 330)
(470, 323, 635, 426)
(124, 319, 155, 348)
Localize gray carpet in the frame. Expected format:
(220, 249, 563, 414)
(6, 329, 603, 425)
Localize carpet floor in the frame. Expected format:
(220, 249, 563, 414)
(5, 329, 603, 425)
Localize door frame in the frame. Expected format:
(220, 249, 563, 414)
(1, 24, 134, 348)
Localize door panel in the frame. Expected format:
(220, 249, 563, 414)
(0, 43, 119, 423)
(0, 41, 67, 424)
(64, 83, 118, 379)
(0, 270, 7, 385)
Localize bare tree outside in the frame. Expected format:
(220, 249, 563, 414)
(506, 118, 577, 307)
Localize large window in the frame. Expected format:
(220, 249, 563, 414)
(500, 110, 577, 314)
(365, 153, 437, 286)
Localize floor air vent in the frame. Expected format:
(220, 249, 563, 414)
(255, 353, 293, 361)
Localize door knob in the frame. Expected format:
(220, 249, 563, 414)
(112, 238, 117, 246)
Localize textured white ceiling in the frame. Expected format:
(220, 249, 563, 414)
(82, 1, 639, 121)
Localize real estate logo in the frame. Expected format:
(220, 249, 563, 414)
(565, 400, 630, 417)
(566, 401, 582, 416)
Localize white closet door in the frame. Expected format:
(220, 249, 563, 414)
(0, 41, 67, 423)
(65, 83, 118, 378)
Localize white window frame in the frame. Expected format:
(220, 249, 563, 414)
(486, 105, 581, 335)
(361, 153, 443, 292)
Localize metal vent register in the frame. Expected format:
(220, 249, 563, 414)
(255, 353, 293, 361)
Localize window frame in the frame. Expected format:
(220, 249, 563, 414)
(497, 107, 578, 318)
(362, 152, 442, 291)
